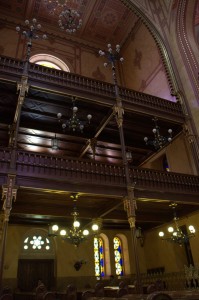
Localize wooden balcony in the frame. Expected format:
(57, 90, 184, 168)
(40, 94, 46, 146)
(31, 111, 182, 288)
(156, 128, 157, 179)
(0, 55, 184, 123)
(1, 147, 198, 202)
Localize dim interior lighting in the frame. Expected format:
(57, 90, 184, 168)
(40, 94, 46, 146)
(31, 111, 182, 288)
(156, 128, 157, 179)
(158, 203, 196, 245)
(49, 193, 102, 247)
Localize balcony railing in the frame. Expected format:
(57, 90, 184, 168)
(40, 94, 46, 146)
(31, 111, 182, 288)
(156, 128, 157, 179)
(0, 148, 198, 195)
(0, 55, 184, 121)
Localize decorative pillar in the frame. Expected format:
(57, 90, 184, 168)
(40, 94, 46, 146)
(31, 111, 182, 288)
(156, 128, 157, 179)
(0, 18, 47, 290)
(0, 174, 18, 289)
(99, 44, 142, 293)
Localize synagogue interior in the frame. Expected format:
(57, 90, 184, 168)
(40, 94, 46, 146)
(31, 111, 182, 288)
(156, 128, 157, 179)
(0, 0, 199, 300)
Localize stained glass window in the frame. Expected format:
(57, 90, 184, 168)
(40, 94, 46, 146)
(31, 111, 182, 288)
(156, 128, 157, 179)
(23, 235, 50, 251)
(94, 237, 105, 277)
(113, 237, 123, 276)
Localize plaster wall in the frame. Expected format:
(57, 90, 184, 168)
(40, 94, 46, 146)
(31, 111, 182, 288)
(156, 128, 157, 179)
(121, 23, 174, 101)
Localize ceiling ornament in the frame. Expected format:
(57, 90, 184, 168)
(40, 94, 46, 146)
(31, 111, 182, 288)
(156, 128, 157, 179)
(144, 117, 172, 150)
(158, 203, 196, 245)
(43, 0, 68, 15)
(48, 193, 102, 247)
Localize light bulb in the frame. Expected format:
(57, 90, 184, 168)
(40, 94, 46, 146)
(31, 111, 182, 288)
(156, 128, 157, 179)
(83, 229, 89, 236)
(168, 226, 174, 232)
(60, 229, 67, 236)
(159, 231, 164, 237)
(189, 225, 195, 233)
(92, 224, 99, 231)
(73, 220, 80, 228)
(87, 114, 92, 121)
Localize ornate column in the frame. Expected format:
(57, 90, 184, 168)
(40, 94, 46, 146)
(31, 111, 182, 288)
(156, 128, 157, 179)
(0, 18, 47, 290)
(0, 175, 18, 289)
(99, 44, 142, 293)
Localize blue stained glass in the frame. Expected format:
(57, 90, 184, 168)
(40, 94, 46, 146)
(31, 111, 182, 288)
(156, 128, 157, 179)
(113, 237, 123, 276)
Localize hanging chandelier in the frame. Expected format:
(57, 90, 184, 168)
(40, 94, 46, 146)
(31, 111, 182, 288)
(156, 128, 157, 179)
(58, 7, 82, 33)
(158, 203, 196, 245)
(57, 99, 92, 133)
(144, 117, 172, 150)
(49, 194, 102, 247)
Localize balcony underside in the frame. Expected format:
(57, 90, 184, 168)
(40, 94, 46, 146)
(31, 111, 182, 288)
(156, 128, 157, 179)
(1, 148, 199, 231)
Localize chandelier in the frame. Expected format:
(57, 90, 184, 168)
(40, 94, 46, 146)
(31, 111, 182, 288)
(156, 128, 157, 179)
(49, 194, 102, 247)
(144, 117, 172, 150)
(57, 99, 92, 133)
(58, 7, 82, 33)
(16, 18, 47, 61)
(158, 203, 196, 245)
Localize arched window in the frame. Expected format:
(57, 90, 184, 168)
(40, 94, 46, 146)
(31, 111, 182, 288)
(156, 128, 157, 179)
(21, 229, 55, 257)
(113, 236, 123, 276)
(23, 235, 51, 251)
(30, 54, 70, 72)
(94, 237, 105, 278)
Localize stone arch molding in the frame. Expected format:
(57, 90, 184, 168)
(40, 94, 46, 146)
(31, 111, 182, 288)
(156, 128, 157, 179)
(121, 0, 183, 102)
(30, 54, 70, 72)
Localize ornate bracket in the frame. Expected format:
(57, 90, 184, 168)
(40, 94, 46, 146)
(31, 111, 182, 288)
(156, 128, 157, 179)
(2, 175, 18, 221)
(113, 104, 124, 128)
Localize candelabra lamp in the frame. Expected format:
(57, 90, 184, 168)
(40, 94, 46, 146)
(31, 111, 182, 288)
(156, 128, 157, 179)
(99, 44, 124, 67)
(144, 117, 172, 150)
(16, 18, 47, 61)
(158, 203, 196, 245)
(57, 100, 92, 133)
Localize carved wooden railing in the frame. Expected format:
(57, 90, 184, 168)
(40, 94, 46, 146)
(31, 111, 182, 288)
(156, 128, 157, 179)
(0, 148, 199, 194)
(0, 55, 184, 121)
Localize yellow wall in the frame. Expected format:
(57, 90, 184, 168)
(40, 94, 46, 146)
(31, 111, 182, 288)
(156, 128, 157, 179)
(2, 224, 147, 290)
(3, 211, 199, 291)
(141, 134, 196, 175)
(143, 210, 199, 273)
